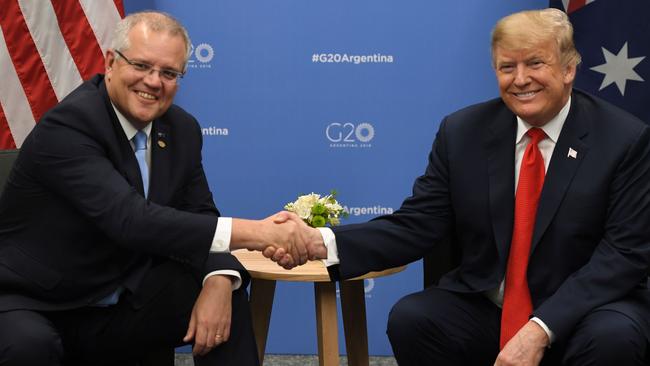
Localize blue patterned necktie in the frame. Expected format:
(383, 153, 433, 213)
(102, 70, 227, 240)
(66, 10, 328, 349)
(133, 130, 149, 198)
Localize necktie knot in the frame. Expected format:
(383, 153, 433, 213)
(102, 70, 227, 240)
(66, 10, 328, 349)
(526, 127, 546, 145)
(133, 130, 147, 151)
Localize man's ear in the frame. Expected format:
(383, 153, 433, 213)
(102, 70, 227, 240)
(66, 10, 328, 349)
(105, 49, 116, 73)
(563, 62, 577, 85)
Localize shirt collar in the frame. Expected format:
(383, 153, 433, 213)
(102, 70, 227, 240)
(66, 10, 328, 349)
(110, 102, 152, 141)
(515, 96, 571, 144)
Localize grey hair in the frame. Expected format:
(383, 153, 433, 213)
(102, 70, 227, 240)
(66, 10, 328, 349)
(491, 8, 581, 68)
(110, 11, 192, 71)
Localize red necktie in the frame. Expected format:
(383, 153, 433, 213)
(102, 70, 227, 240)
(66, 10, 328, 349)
(500, 127, 546, 349)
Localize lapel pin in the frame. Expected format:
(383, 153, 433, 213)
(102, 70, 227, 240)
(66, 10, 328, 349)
(567, 147, 577, 159)
(157, 140, 167, 148)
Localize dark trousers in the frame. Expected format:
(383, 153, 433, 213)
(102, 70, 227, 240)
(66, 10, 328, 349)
(386, 287, 649, 366)
(0, 262, 259, 366)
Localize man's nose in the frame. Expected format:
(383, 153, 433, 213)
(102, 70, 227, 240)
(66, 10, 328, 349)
(513, 65, 530, 86)
(143, 69, 163, 87)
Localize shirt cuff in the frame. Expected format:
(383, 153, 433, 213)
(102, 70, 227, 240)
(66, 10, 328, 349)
(530, 317, 555, 346)
(202, 270, 242, 290)
(318, 227, 339, 266)
(210, 217, 232, 252)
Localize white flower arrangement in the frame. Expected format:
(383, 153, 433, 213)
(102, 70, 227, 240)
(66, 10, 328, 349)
(284, 191, 347, 228)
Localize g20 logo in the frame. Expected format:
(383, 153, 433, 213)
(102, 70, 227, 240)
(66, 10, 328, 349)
(189, 43, 214, 64)
(326, 122, 375, 143)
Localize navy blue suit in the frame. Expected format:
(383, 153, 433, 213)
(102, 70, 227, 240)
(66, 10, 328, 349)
(331, 90, 650, 363)
(0, 75, 257, 365)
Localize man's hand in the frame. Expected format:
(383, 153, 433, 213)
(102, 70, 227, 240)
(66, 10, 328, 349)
(262, 211, 310, 266)
(494, 321, 548, 366)
(264, 212, 328, 269)
(231, 211, 309, 267)
(183, 275, 233, 356)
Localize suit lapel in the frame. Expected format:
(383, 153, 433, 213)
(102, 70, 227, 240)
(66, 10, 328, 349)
(148, 120, 171, 202)
(99, 81, 146, 196)
(486, 108, 517, 265)
(531, 97, 589, 252)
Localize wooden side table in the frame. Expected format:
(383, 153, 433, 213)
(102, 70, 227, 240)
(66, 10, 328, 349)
(232, 250, 406, 366)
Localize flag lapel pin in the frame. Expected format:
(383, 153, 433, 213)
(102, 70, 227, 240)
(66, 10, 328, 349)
(157, 132, 167, 148)
(567, 147, 577, 159)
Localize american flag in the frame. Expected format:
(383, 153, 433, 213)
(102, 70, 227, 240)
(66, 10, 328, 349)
(549, 0, 650, 123)
(0, 0, 124, 149)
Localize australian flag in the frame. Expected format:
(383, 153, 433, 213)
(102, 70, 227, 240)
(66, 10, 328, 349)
(549, 0, 650, 124)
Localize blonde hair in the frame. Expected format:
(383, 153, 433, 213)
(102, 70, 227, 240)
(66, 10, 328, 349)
(111, 11, 192, 71)
(491, 8, 581, 68)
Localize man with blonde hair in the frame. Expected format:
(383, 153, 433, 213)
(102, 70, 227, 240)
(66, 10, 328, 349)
(274, 8, 650, 365)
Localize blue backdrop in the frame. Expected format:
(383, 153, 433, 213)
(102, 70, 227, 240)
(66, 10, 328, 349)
(125, 0, 546, 356)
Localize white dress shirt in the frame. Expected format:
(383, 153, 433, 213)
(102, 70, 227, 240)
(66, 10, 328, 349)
(318, 97, 572, 344)
(112, 104, 241, 289)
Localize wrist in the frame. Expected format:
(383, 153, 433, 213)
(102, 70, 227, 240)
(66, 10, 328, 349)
(314, 227, 333, 261)
(231, 218, 266, 251)
(204, 274, 234, 289)
(527, 320, 551, 348)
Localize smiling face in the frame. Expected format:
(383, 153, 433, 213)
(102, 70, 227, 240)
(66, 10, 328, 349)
(494, 40, 576, 127)
(105, 23, 186, 130)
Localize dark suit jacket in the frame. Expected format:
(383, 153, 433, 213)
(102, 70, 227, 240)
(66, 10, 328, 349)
(0, 74, 246, 311)
(331, 89, 650, 343)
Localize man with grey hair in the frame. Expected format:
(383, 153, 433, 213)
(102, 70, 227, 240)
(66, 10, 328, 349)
(0, 11, 308, 366)
(272, 8, 650, 365)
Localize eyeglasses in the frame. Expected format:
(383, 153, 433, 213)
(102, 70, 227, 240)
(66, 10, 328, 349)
(114, 50, 185, 84)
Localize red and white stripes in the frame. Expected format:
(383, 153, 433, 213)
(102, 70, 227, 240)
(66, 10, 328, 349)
(562, 0, 596, 13)
(0, 0, 123, 149)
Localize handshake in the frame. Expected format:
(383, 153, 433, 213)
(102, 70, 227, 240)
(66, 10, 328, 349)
(232, 211, 329, 269)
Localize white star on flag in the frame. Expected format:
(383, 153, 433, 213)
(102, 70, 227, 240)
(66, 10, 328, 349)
(590, 42, 646, 96)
